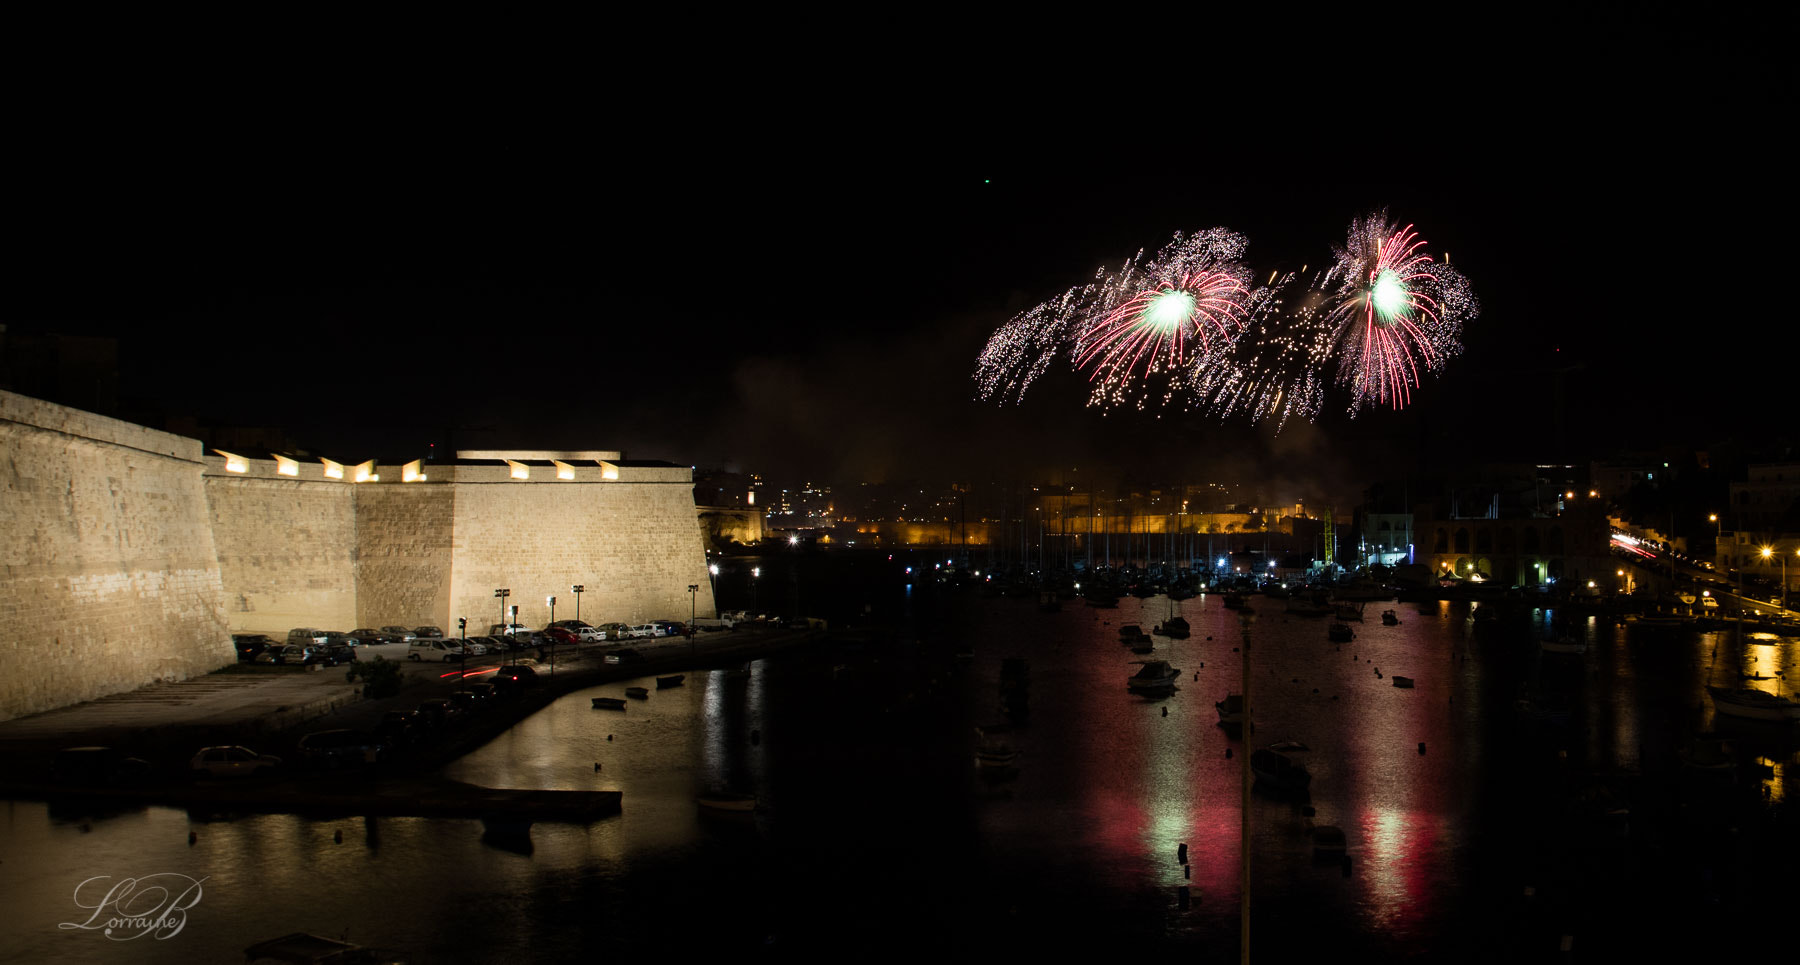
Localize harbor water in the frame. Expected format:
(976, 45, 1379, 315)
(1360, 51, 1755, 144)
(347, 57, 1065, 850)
(3, 555, 1796, 962)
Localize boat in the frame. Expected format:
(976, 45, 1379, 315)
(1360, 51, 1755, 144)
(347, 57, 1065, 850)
(1391, 676, 1415, 688)
(1381, 610, 1400, 626)
(591, 697, 627, 710)
(656, 674, 685, 688)
(244, 932, 407, 964)
(1328, 623, 1355, 643)
(1118, 624, 1146, 640)
(1250, 747, 1313, 792)
(1333, 601, 1365, 621)
(1038, 591, 1061, 612)
(1216, 694, 1245, 731)
(1676, 737, 1735, 774)
(697, 791, 758, 812)
(1223, 593, 1247, 610)
(1539, 638, 1587, 654)
(1706, 686, 1800, 722)
(1310, 825, 1347, 860)
(1084, 590, 1120, 608)
(1129, 642, 1155, 655)
(1152, 616, 1190, 638)
(1127, 660, 1181, 693)
(625, 687, 649, 699)
(974, 724, 1019, 767)
(1266, 740, 1309, 751)
(1286, 598, 1333, 617)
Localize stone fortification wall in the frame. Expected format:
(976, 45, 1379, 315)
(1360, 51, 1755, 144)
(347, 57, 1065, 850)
(700, 506, 766, 548)
(445, 465, 716, 630)
(204, 460, 357, 635)
(0, 391, 232, 722)
(354, 480, 455, 629)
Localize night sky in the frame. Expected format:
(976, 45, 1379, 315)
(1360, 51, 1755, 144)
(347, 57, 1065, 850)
(12, 18, 1787, 507)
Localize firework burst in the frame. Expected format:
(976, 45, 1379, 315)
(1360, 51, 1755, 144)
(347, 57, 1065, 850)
(1320, 212, 1473, 412)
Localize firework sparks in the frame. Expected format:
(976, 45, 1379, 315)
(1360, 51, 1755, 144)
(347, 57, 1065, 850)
(1320, 212, 1473, 412)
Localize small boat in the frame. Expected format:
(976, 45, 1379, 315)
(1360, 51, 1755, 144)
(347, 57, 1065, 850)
(1216, 694, 1245, 731)
(1223, 593, 1247, 610)
(1251, 747, 1313, 792)
(1328, 623, 1355, 643)
(1539, 638, 1587, 654)
(1743, 672, 1774, 681)
(1391, 676, 1415, 688)
(697, 791, 758, 812)
(1677, 738, 1735, 773)
(1333, 602, 1365, 621)
(243, 933, 407, 964)
(1286, 598, 1333, 617)
(656, 674, 685, 689)
(1266, 740, 1309, 752)
(1152, 616, 1191, 638)
(1311, 825, 1347, 860)
(1129, 642, 1155, 654)
(1118, 624, 1145, 639)
(1127, 660, 1181, 693)
(625, 687, 649, 699)
(591, 697, 627, 710)
(974, 725, 1019, 768)
(1381, 610, 1400, 626)
(1707, 686, 1800, 722)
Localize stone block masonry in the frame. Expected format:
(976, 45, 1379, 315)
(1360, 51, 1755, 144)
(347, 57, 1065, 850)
(2, 390, 716, 721)
(1, 391, 233, 722)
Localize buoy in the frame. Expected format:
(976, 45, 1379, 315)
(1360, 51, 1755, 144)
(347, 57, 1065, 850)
(1312, 688, 1319, 694)
(1232, 647, 1239, 653)
(1418, 742, 1427, 755)
(188, 831, 197, 845)
(608, 735, 614, 741)
(1184, 864, 1190, 879)
(1162, 707, 1168, 717)
(1225, 748, 1233, 758)
(1177, 843, 1188, 863)
(1206, 636, 1212, 641)
(594, 762, 602, 772)
(334, 829, 343, 843)
(1193, 672, 1199, 681)
(79, 823, 90, 833)
(1331, 695, 1338, 700)
(1291, 678, 1299, 684)
(1524, 885, 1535, 898)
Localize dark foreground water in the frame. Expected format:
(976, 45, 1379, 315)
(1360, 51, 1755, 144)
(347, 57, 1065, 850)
(4, 561, 1797, 962)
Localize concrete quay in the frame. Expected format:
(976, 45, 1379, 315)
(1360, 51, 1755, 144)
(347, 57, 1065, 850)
(0, 626, 838, 816)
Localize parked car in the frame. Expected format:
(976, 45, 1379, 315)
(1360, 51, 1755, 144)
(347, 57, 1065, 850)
(594, 622, 632, 640)
(295, 729, 386, 768)
(51, 746, 152, 785)
(547, 619, 593, 632)
(575, 626, 608, 643)
(190, 745, 281, 778)
(413, 626, 445, 639)
(408, 640, 469, 662)
(316, 643, 359, 666)
(415, 699, 455, 728)
(287, 628, 330, 646)
(653, 620, 688, 637)
(540, 627, 579, 647)
(488, 623, 531, 639)
(489, 664, 540, 691)
(474, 635, 513, 653)
(604, 648, 645, 664)
(628, 624, 658, 638)
(465, 682, 497, 702)
(380, 626, 419, 642)
(349, 628, 399, 645)
(233, 634, 277, 662)
(446, 691, 480, 715)
(257, 645, 319, 666)
(372, 711, 422, 746)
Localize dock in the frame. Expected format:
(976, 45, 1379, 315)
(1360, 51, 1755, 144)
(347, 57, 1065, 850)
(0, 776, 621, 823)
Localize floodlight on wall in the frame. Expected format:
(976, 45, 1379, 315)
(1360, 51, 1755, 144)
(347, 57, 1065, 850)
(403, 459, 426, 482)
(599, 461, 619, 480)
(273, 454, 299, 477)
(507, 460, 529, 480)
(353, 460, 377, 483)
(553, 460, 574, 480)
(216, 450, 248, 473)
(321, 458, 344, 479)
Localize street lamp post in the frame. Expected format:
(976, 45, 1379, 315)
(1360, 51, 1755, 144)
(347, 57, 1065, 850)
(688, 584, 699, 661)
(752, 566, 760, 617)
(494, 588, 510, 636)
(547, 596, 557, 674)
(572, 584, 584, 624)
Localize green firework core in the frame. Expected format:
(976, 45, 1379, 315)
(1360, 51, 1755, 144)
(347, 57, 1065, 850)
(1371, 271, 1409, 322)
(1145, 290, 1195, 328)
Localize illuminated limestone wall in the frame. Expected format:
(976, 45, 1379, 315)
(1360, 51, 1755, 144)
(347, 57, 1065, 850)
(203, 461, 357, 634)
(0, 391, 232, 722)
(442, 463, 716, 631)
(353, 482, 456, 630)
